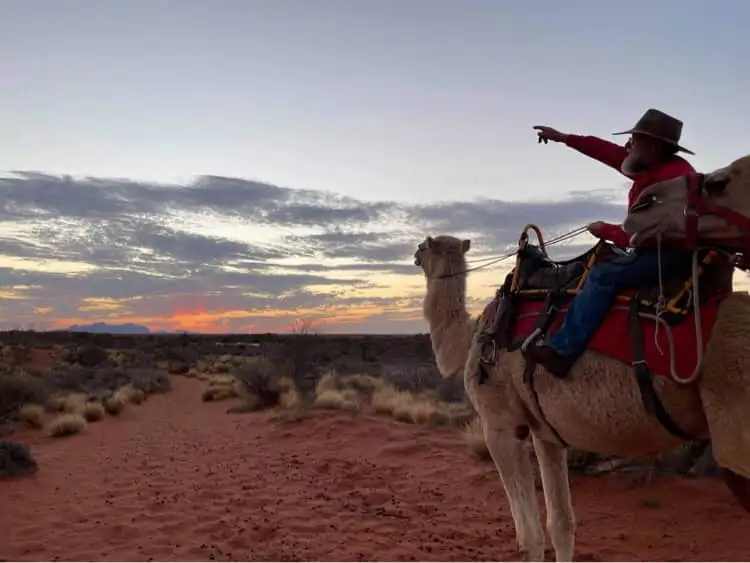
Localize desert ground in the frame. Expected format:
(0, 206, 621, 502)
(0, 330, 748, 561)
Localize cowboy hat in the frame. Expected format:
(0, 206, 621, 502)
(612, 108, 695, 155)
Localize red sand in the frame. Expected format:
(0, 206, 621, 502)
(1, 377, 747, 562)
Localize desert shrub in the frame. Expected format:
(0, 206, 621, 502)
(0, 441, 39, 479)
(47, 413, 87, 437)
(370, 381, 464, 428)
(126, 350, 158, 369)
(128, 369, 171, 395)
(224, 356, 303, 414)
(83, 402, 106, 422)
(103, 394, 126, 415)
(214, 363, 231, 374)
(18, 404, 46, 428)
(314, 389, 359, 411)
(45, 392, 87, 415)
(71, 345, 109, 367)
(155, 344, 200, 365)
(435, 374, 467, 403)
(445, 404, 475, 428)
(113, 385, 146, 405)
(3, 345, 31, 366)
(380, 364, 442, 394)
(315, 372, 341, 394)
(202, 385, 238, 402)
(372, 386, 400, 415)
(278, 377, 302, 410)
(339, 373, 384, 397)
(168, 362, 190, 375)
(232, 356, 282, 407)
(312, 374, 359, 412)
(0, 369, 51, 421)
(43, 366, 170, 398)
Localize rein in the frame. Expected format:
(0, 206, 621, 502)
(684, 172, 750, 253)
(436, 225, 590, 280)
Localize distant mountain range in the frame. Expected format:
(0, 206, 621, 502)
(67, 322, 193, 334)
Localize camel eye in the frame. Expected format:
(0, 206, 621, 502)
(703, 175, 730, 196)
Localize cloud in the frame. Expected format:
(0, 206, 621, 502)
(0, 170, 630, 332)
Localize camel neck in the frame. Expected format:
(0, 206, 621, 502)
(422, 273, 474, 379)
(424, 275, 470, 327)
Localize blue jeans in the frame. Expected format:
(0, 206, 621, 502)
(546, 248, 695, 359)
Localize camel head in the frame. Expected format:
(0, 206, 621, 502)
(414, 235, 471, 280)
(623, 154, 750, 247)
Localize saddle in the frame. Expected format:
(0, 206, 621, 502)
(483, 228, 733, 350)
(475, 224, 735, 445)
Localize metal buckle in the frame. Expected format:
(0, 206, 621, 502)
(480, 339, 497, 364)
(683, 205, 698, 218)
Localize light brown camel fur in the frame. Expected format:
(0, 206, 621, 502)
(415, 234, 750, 562)
(623, 153, 750, 247)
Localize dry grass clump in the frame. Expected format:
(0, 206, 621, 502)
(18, 403, 46, 428)
(372, 385, 400, 414)
(45, 392, 87, 415)
(43, 388, 135, 420)
(103, 393, 127, 415)
(462, 417, 491, 460)
(309, 371, 391, 413)
(222, 356, 302, 414)
(314, 388, 360, 412)
(371, 385, 455, 426)
(82, 401, 106, 422)
(123, 385, 147, 404)
(202, 384, 238, 402)
(278, 377, 302, 410)
(310, 372, 358, 412)
(338, 373, 385, 397)
(47, 413, 87, 438)
(201, 374, 242, 402)
(0, 368, 50, 421)
(111, 384, 146, 406)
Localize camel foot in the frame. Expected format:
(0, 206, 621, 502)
(722, 468, 750, 513)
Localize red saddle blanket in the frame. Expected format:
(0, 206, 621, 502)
(507, 294, 726, 383)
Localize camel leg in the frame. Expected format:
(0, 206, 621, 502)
(533, 435, 575, 562)
(722, 468, 750, 513)
(482, 420, 546, 561)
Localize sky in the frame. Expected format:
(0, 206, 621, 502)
(1, 0, 748, 333)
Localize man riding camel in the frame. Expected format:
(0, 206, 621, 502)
(525, 108, 699, 378)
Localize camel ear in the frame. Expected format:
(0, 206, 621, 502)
(426, 236, 435, 249)
(461, 239, 471, 253)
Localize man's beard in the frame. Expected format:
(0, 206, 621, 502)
(621, 150, 649, 176)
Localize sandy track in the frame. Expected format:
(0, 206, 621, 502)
(0, 376, 747, 561)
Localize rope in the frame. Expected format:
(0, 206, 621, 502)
(450, 224, 590, 278)
(638, 248, 705, 384)
(653, 234, 666, 356)
(682, 250, 704, 383)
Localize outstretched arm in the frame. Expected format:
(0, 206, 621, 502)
(564, 135, 629, 175)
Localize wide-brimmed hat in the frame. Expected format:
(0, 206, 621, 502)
(612, 108, 694, 155)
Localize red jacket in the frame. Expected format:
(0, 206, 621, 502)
(564, 134, 695, 249)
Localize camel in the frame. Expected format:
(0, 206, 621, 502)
(623, 154, 750, 248)
(414, 234, 750, 562)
